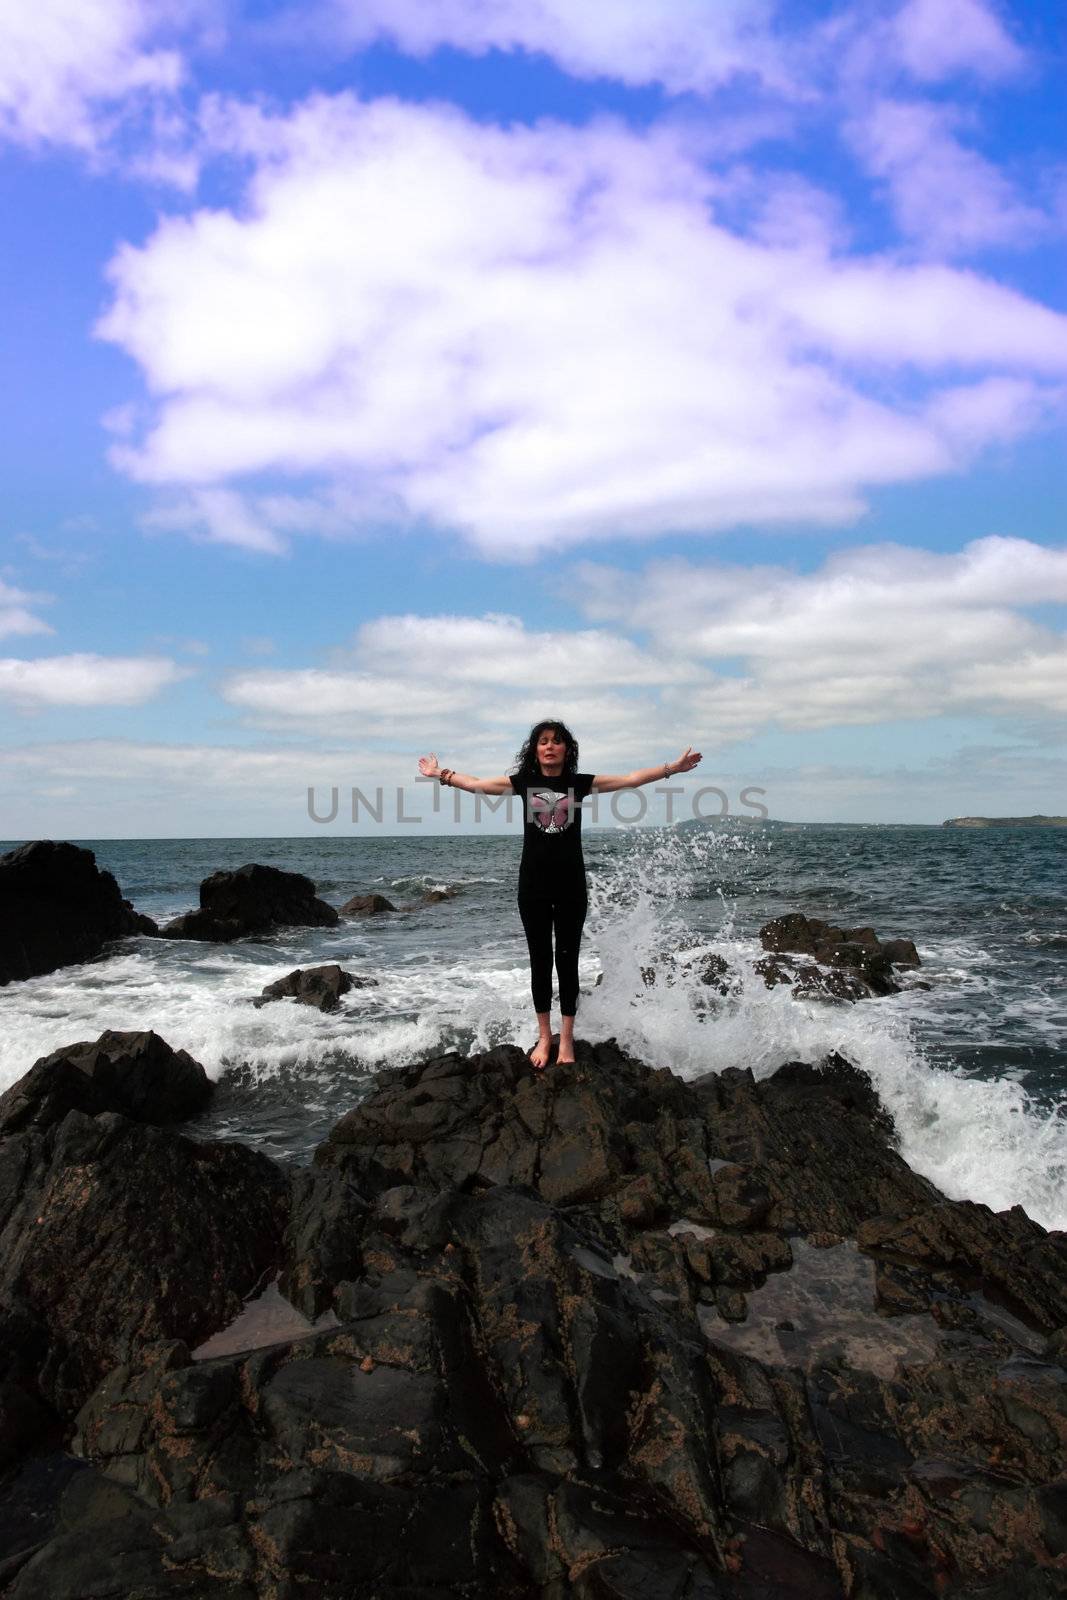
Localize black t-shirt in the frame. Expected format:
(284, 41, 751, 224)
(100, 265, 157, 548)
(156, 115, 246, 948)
(509, 771, 595, 898)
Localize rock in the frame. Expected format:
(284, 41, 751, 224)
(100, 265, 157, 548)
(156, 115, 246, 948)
(162, 863, 338, 942)
(0, 1379, 53, 1473)
(761, 911, 834, 956)
(881, 937, 921, 967)
(755, 955, 868, 1002)
(825, 940, 900, 997)
(315, 1044, 936, 1239)
(0, 1069, 288, 1420)
(0, 840, 158, 986)
(696, 952, 735, 993)
(253, 964, 376, 1013)
(8, 1040, 1066, 1599)
(857, 1201, 1067, 1334)
(757, 912, 922, 1000)
(421, 887, 459, 904)
(339, 892, 397, 916)
(0, 1031, 212, 1135)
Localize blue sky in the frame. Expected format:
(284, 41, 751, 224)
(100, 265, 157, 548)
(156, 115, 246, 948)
(0, 0, 1064, 835)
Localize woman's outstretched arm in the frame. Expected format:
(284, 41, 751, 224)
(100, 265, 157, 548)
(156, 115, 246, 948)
(592, 746, 702, 794)
(418, 754, 513, 795)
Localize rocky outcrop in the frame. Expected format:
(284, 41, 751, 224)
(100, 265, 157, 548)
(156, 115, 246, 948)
(3, 1043, 1065, 1599)
(162, 863, 338, 941)
(339, 892, 396, 916)
(0, 1034, 288, 1427)
(943, 815, 1067, 828)
(316, 1045, 936, 1236)
(253, 964, 377, 1012)
(758, 912, 921, 999)
(0, 1031, 212, 1134)
(0, 841, 157, 987)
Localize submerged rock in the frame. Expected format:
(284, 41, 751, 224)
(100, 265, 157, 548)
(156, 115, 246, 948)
(3, 1041, 1065, 1599)
(162, 862, 338, 941)
(339, 892, 397, 916)
(758, 912, 921, 999)
(0, 840, 157, 987)
(253, 963, 376, 1012)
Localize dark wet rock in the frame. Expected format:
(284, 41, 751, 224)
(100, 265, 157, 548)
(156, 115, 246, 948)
(253, 963, 376, 1013)
(881, 937, 921, 967)
(162, 862, 338, 942)
(420, 886, 459, 904)
(339, 892, 397, 916)
(761, 912, 856, 957)
(758, 912, 921, 999)
(0, 1081, 287, 1420)
(315, 1044, 932, 1238)
(755, 954, 869, 1002)
(0, 1451, 92, 1590)
(280, 1167, 370, 1319)
(9, 1041, 1067, 1598)
(695, 952, 734, 992)
(0, 840, 158, 987)
(857, 1200, 1067, 1335)
(0, 1379, 53, 1473)
(0, 1030, 212, 1135)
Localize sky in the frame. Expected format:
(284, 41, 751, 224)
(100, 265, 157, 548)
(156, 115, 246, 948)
(0, 0, 1064, 835)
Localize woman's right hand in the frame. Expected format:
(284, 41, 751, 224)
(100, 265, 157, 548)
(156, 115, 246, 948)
(418, 753, 440, 778)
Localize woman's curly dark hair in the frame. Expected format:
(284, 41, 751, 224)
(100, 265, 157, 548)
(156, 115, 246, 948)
(513, 719, 579, 780)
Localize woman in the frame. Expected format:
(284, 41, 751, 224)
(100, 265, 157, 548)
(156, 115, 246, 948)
(418, 722, 701, 1069)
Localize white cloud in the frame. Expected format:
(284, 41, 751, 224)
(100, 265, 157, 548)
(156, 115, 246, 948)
(925, 377, 1055, 452)
(98, 93, 1067, 558)
(223, 612, 700, 745)
(142, 482, 407, 554)
(224, 667, 470, 725)
(353, 613, 697, 688)
(952, 647, 1067, 714)
(777, 260, 1067, 372)
(0, 737, 413, 837)
(890, 0, 1026, 85)
(0, 578, 53, 641)
(0, 0, 186, 153)
(144, 488, 288, 554)
(312, 0, 1030, 105)
(317, 0, 792, 97)
(219, 537, 1067, 757)
(576, 536, 1067, 732)
(0, 653, 187, 707)
(847, 98, 1045, 254)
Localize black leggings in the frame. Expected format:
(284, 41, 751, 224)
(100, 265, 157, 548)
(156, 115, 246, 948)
(518, 893, 587, 1016)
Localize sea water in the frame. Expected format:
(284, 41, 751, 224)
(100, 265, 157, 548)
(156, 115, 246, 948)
(1, 823, 1063, 1230)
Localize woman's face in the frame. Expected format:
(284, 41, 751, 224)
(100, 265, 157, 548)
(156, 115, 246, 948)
(536, 728, 566, 772)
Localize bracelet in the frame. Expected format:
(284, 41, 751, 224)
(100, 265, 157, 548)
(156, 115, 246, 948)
(439, 769, 452, 786)
(663, 761, 671, 779)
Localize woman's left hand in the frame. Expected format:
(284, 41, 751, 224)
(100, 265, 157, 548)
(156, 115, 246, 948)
(674, 746, 702, 773)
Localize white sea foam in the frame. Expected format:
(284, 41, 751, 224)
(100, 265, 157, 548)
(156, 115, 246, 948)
(572, 825, 1067, 1233)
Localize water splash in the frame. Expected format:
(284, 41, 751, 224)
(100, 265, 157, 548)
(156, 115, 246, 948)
(569, 823, 1067, 1233)
(1, 824, 1063, 1229)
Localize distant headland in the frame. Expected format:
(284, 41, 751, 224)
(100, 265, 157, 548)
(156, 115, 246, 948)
(942, 814, 1067, 828)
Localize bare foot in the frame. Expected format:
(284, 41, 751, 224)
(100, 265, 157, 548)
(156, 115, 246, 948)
(529, 1036, 553, 1070)
(556, 1051, 575, 1066)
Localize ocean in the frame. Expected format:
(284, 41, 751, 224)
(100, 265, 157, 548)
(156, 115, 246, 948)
(1, 822, 1064, 1230)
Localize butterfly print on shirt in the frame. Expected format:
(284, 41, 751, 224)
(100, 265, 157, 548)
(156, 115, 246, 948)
(530, 788, 574, 833)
